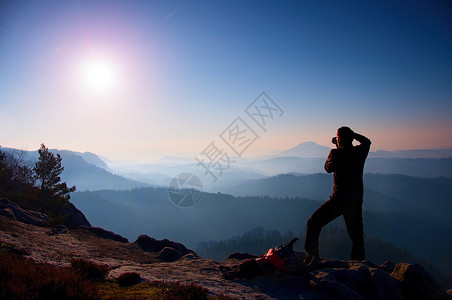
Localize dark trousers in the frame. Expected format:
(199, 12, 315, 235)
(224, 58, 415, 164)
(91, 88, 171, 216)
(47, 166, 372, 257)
(305, 197, 365, 260)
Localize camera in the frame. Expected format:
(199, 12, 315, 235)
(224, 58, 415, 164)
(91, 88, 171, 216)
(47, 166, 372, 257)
(332, 137, 337, 145)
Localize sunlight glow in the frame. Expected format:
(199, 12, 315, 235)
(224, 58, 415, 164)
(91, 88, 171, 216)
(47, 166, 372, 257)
(80, 56, 117, 94)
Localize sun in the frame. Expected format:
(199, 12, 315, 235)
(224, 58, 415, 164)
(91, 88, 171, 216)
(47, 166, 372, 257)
(80, 55, 117, 94)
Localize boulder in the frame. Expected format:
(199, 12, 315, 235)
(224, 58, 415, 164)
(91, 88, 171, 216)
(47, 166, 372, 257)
(380, 260, 395, 273)
(318, 259, 351, 270)
(369, 268, 404, 300)
(308, 261, 404, 300)
(390, 262, 449, 300)
(181, 253, 199, 260)
(0, 198, 48, 226)
(158, 247, 184, 262)
(228, 252, 258, 260)
(78, 226, 129, 243)
(55, 201, 91, 229)
(0, 208, 16, 220)
(134, 235, 195, 256)
(0, 197, 89, 229)
(361, 260, 379, 268)
(50, 225, 68, 235)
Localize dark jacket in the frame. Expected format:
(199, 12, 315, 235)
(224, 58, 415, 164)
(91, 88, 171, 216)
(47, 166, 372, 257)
(324, 133, 371, 201)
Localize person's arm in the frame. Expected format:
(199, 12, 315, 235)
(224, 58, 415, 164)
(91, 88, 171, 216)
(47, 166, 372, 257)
(354, 132, 371, 157)
(324, 150, 335, 173)
(354, 132, 371, 146)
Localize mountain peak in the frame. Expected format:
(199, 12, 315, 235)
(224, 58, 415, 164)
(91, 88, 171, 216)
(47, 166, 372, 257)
(279, 141, 331, 158)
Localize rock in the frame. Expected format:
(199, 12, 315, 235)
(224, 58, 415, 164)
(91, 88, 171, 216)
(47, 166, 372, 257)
(380, 260, 395, 273)
(305, 271, 369, 300)
(0, 208, 16, 220)
(313, 259, 350, 270)
(50, 225, 68, 235)
(361, 260, 379, 268)
(158, 247, 184, 262)
(135, 235, 195, 256)
(369, 268, 404, 300)
(78, 226, 129, 243)
(0, 197, 89, 229)
(228, 252, 258, 260)
(0, 198, 48, 226)
(182, 253, 200, 260)
(54, 201, 91, 229)
(309, 261, 402, 300)
(304, 260, 405, 300)
(390, 262, 449, 300)
(116, 272, 142, 286)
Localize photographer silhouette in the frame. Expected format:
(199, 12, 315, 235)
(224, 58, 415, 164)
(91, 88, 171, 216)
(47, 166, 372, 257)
(304, 127, 371, 263)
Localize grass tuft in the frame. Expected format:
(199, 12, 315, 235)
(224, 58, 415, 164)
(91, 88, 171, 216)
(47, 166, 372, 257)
(99, 280, 235, 300)
(0, 248, 234, 299)
(157, 281, 209, 300)
(71, 258, 109, 282)
(0, 252, 99, 299)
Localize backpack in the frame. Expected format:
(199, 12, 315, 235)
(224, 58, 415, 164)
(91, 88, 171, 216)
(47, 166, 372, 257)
(258, 243, 298, 273)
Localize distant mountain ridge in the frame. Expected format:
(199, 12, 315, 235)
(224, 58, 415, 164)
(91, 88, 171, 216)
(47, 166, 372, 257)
(4, 143, 452, 193)
(236, 156, 452, 178)
(370, 148, 452, 159)
(64, 150, 110, 170)
(278, 141, 331, 158)
(1, 147, 147, 191)
(214, 173, 452, 228)
(276, 141, 452, 159)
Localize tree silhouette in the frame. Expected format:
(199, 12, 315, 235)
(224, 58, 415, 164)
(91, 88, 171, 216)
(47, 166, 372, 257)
(34, 143, 75, 200)
(0, 147, 34, 192)
(0, 150, 12, 191)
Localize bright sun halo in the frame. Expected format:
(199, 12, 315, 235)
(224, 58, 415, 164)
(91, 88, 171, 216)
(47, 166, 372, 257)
(80, 56, 117, 94)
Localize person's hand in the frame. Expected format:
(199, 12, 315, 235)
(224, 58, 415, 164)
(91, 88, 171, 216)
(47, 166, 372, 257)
(332, 137, 337, 148)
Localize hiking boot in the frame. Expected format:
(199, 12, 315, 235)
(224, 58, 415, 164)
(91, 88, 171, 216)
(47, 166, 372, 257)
(303, 254, 321, 271)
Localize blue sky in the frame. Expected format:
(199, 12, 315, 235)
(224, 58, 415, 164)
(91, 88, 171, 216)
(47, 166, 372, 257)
(1, 0, 451, 160)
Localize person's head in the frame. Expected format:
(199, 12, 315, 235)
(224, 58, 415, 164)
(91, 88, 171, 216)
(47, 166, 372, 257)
(337, 126, 354, 148)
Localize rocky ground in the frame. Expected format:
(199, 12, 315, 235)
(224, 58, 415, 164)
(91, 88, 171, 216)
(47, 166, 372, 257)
(1, 215, 451, 299)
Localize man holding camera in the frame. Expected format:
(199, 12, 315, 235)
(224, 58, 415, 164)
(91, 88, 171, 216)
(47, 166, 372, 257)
(304, 126, 371, 264)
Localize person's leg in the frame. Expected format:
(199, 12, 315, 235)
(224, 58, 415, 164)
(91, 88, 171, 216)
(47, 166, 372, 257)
(305, 198, 342, 258)
(343, 203, 365, 260)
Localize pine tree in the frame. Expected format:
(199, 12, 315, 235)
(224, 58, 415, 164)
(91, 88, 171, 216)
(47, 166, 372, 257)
(0, 148, 34, 191)
(0, 150, 12, 190)
(33, 144, 76, 200)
